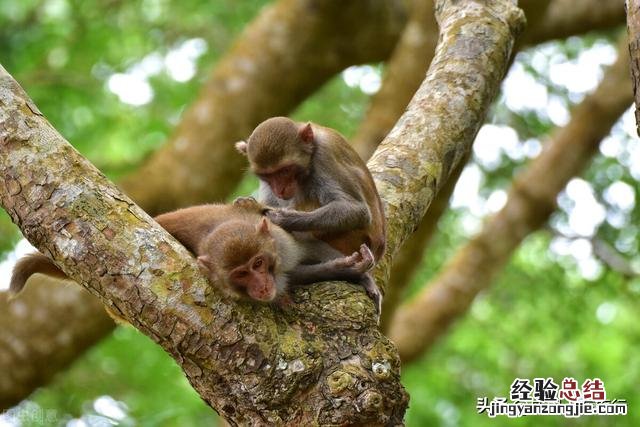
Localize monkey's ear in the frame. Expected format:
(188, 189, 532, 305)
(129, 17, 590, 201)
(298, 123, 314, 144)
(235, 140, 248, 155)
(197, 255, 212, 271)
(256, 217, 270, 235)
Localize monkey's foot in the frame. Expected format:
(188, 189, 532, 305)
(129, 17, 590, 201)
(355, 244, 375, 272)
(233, 196, 270, 214)
(360, 273, 382, 324)
(342, 245, 374, 273)
(334, 244, 374, 274)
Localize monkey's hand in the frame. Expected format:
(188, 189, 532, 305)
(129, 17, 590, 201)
(233, 196, 271, 214)
(265, 208, 306, 230)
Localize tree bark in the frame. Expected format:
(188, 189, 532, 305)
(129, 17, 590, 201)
(379, 156, 466, 331)
(376, 0, 552, 331)
(0, 0, 407, 409)
(389, 38, 633, 363)
(627, 0, 640, 136)
(0, 0, 524, 421)
(528, 0, 625, 45)
(119, 0, 407, 216)
(0, 278, 113, 409)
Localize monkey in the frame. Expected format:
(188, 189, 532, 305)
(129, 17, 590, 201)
(235, 116, 386, 315)
(10, 202, 375, 306)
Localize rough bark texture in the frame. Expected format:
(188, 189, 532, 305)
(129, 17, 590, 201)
(390, 39, 633, 363)
(379, 156, 466, 331)
(368, 0, 525, 292)
(355, 0, 626, 328)
(0, 0, 627, 409)
(0, 65, 407, 425)
(0, 0, 408, 408)
(120, 0, 407, 216)
(0, 277, 113, 409)
(627, 0, 640, 136)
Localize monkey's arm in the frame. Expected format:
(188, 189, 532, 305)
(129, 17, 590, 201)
(10, 252, 67, 294)
(267, 200, 370, 233)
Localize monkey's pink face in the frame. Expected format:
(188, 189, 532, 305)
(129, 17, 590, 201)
(229, 255, 277, 302)
(257, 165, 301, 200)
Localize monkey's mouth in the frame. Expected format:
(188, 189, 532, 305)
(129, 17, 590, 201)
(248, 280, 277, 302)
(275, 187, 296, 200)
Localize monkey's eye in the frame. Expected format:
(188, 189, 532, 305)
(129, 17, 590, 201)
(253, 258, 263, 269)
(233, 270, 249, 279)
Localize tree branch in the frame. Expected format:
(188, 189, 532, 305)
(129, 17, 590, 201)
(368, 0, 525, 292)
(352, 0, 624, 161)
(353, 0, 624, 326)
(0, 0, 525, 420)
(389, 37, 633, 363)
(379, 154, 466, 331)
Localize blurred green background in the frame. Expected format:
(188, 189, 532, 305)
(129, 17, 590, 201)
(0, 1, 638, 426)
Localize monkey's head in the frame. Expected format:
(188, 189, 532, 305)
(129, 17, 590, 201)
(236, 117, 314, 200)
(197, 218, 282, 302)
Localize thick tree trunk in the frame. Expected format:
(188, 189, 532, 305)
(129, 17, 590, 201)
(0, 0, 524, 422)
(0, 0, 625, 411)
(389, 38, 633, 363)
(120, 0, 407, 216)
(627, 0, 640, 136)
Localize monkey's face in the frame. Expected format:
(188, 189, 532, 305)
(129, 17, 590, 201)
(256, 164, 305, 200)
(228, 253, 277, 301)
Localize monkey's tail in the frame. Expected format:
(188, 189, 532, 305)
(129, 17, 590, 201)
(10, 252, 67, 294)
